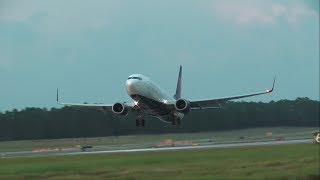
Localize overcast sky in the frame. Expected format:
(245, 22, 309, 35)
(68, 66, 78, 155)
(0, 0, 319, 111)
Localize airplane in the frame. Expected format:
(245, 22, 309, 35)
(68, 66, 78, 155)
(57, 66, 275, 126)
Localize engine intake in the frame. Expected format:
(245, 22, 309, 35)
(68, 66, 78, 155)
(174, 98, 190, 113)
(112, 103, 129, 115)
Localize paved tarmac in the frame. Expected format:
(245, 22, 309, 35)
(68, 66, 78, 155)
(1, 139, 312, 159)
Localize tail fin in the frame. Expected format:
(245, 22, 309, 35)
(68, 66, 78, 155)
(174, 65, 182, 100)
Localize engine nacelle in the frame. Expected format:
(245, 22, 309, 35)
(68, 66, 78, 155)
(112, 102, 129, 115)
(174, 98, 191, 113)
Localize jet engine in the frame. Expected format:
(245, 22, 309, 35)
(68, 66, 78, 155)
(174, 98, 190, 113)
(112, 103, 129, 115)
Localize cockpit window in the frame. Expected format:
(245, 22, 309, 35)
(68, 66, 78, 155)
(128, 77, 142, 80)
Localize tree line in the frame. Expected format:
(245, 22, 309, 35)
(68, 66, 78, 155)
(0, 97, 319, 141)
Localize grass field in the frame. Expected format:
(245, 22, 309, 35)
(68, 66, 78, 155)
(0, 144, 319, 179)
(0, 127, 317, 152)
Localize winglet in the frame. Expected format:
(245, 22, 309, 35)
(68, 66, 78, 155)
(174, 65, 182, 100)
(266, 77, 276, 93)
(56, 89, 59, 103)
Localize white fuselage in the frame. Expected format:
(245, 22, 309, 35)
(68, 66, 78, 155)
(126, 74, 173, 103)
(126, 74, 183, 122)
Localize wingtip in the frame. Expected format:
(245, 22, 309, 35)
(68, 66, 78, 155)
(56, 89, 59, 103)
(272, 76, 276, 90)
(266, 77, 276, 93)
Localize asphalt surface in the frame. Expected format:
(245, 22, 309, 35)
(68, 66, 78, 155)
(1, 139, 312, 159)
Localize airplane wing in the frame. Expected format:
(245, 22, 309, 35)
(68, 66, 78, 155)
(189, 77, 276, 110)
(56, 89, 132, 109)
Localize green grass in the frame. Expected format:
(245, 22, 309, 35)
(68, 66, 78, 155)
(0, 144, 319, 179)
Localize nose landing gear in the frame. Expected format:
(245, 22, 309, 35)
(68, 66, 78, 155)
(135, 116, 145, 127)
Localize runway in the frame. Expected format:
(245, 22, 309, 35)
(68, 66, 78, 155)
(1, 138, 312, 159)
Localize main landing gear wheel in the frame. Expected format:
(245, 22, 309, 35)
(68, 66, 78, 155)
(135, 118, 145, 127)
(171, 118, 181, 125)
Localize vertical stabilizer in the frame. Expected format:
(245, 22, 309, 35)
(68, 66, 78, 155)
(174, 65, 182, 100)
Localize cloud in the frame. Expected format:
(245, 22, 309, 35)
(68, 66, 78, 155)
(0, 1, 37, 22)
(210, 0, 318, 25)
(0, 0, 118, 34)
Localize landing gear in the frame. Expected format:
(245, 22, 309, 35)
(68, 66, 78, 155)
(171, 117, 181, 125)
(135, 117, 145, 127)
(133, 107, 145, 127)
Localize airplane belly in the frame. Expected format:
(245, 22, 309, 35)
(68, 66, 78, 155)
(130, 94, 171, 115)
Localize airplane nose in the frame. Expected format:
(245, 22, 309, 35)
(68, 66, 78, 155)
(126, 79, 138, 95)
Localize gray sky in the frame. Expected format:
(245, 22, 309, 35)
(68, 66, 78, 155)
(0, 0, 319, 111)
